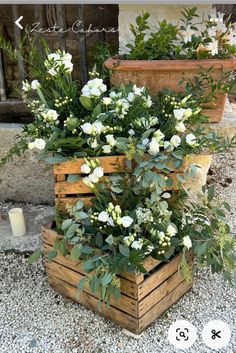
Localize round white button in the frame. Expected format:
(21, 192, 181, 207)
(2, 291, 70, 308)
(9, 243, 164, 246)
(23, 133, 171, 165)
(202, 320, 231, 349)
(168, 320, 197, 349)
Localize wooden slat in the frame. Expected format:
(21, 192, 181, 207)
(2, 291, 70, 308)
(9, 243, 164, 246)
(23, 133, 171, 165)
(54, 155, 127, 175)
(138, 281, 192, 332)
(55, 179, 95, 195)
(138, 264, 192, 317)
(137, 251, 193, 301)
(46, 261, 138, 317)
(48, 275, 139, 333)
(55, 196, 94, 210)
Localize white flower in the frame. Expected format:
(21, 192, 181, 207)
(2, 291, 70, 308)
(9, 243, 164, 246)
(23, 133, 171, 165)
(105, 134, 117, 147)
(81, 163, 91, 174)
(103, 97, 112, 105)
(123, 235, 135, 247)
(93, 167, 104, 178)
(81, 123, 93, 134)
(133, 85, 145, 96)
(128, 129, 135, 136)
(149, 138, 160, 155)
(206, 39, 219, 56)
(48, 67, 58, 76)
(90, 139, 98, 149)
(164, 141, 172, 150)
(183, 235, 192, 249)
(121, 216, 133, 228)
(131, 239, 143, 250)
(167, 224, 177, 237)
(88, 173, 99, 183)
(83, 177, 94, 188)
(127, 92, 135, 102)
(47, 53, 61, 61)
(175, 121, 186, 133)
(34, 138, 46, 150)
(207, 27, 217, 38)
(107, 217, 114, 227)
(63, 60, 73, 73)
(153, 129, 165, 142)
(98, 211, 109, 223)
(145, 96, 152, 108)
(22, 80, 31, 92)
(28, 141, 35, 150)
(102, 145, 112, 154)
(184, 108, 192, 118)
(170, 135, 181, 148)
(82, 78, 107, 97)
(174, 108, 186, 120)
(46, 109, 58, 121)
(90, 86, 101, 96)
(181, 25, 195, 43)
(93, 120, 104, 134)
(186, 133, 197, 146)
(31, 80, 40, 90)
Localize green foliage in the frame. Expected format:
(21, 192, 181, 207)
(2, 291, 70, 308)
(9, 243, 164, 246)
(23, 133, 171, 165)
(28, 249, 42, 264)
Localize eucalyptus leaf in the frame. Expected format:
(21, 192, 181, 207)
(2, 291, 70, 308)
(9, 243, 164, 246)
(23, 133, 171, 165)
(71, 245, 81, 261)
(47, 249, 57, 262)
(28, 249, 41, 264)
(67, 174, 81, 182)
(119, 244, 130, 257)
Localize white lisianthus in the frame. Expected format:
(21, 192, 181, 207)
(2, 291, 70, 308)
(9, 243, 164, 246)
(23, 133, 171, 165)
(149, 138, 160, 155)
(184, 108, 192, 118)
(80, 163, 91, 174)
(102, 145, 112, 154)
(186, 133, 197, 146)
(31, 80, 41, 90)
(89, 86, 101, 96)
(88, 173, 99, 183)
(102, 97, 112, 105)
(98, 211, 109, 222)
(28, 141, 35, 150)
(47, 53, 61, 61)
(108, 217, 115, 227)
(63, 60, 73, 73)
(105, 134, 117, 147)
(174, 108, 185, 120)
(93, 120, 104, 134)
(133, 85, 145, 96)
(175, 121, 186, 133)
(81, 123, 92, 134)
(83, 177, 94, 189)
(46, 109, 58, 121)
(181, 25, 195, 43)
(82, 78, 107, 98)
(183, 235, 192, 249)
(93, 167, 104, 178)
(131, 239, 143, 250)
(90, 139, 98, 149)
(127, 92, 135, 102)
(153, 129, 165, 142)
(167, 224, 177, 237)
(128, 129, 135, 136)
(170, 135, 181, 148)
(34, 138, 46, 150)
(121, 216, 133, 228)
(206, 39, 219, 56)
(145, 96, 152, 108)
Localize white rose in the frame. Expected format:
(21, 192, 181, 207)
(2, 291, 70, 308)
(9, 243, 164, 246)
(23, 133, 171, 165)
(103, 97, 112, 105)
(100, 84, 107, 93)
(47, 109, 58, 121)
(81, 123, 93, 134)
(105, 134, 117, 147)
(174, 108, 185, 120)
(93, 120, 104, 134)
(149, 138, 160, 155)
(167, 224, 177, 237)
(186, 133, 197, 146)
(90, 86, 101, 96)
(102, 145, 112, 154)
(93, 167, 104, 178)
(81, 85, 90, 97)
(121, 216, 133, 228)
(98, 211, 109, 222)
(175, 122, 186, 133)
(31, 80, 40, 90)
(81, 163, 91, 174)
(131, 239, 143, 250)
(88, 173, 99, 183)
(170, 135, 181, 148)
(28, 141, 35, 150)
(183, 235, 192, 249)
(34, 138, 46, 150)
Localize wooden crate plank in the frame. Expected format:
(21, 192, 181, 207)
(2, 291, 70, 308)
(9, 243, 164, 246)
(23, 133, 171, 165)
(54, 155, 127, 175)
(48, 275, 139, 333)
(138, 280, 192, 333)
(55, 196, 94, 210)
(137, 252, 193, 301)
(46, 260, 138, 317)
(138, 265, 192, 317)
(44, 245, 138, 299)
(55, 179, 94, 195)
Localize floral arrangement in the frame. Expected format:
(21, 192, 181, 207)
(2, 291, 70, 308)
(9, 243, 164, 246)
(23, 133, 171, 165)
(0, 48, 235, 302)
(126, 7, 236, 60)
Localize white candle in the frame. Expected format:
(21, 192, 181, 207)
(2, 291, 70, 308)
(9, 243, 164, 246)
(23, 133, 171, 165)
(8, 208, 26, 237)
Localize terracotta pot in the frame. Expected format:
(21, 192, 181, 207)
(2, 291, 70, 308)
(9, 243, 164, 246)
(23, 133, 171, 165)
(104, 57, 236, 123)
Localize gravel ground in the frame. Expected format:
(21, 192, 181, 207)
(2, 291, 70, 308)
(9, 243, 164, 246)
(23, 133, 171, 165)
(1, 150, 236, 353)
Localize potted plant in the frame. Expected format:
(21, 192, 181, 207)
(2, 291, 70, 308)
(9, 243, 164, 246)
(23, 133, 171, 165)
(104, 7, 236, 122)
(1, 50, 236, 333)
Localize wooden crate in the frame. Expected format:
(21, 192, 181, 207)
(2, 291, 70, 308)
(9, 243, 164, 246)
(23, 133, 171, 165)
(53, 155, 187, 212)
(43, 224, 193, 334)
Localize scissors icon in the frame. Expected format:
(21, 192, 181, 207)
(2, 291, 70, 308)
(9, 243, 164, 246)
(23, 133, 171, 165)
(211, 329, 221, 339)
